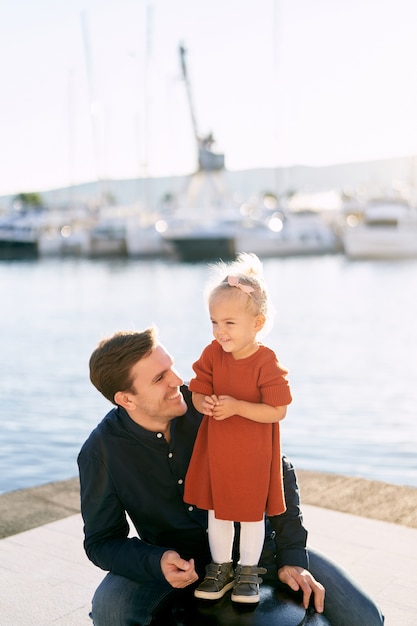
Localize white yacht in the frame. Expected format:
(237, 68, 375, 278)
(342, 199, 417, 259)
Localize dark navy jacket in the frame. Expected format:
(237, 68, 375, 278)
(77, 386, 308, 583)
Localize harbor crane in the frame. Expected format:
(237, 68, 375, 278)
(179, 44, 225, 172)
(178, 44, 228, 210)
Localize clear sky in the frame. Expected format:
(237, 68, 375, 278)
(1, 0, 417, 196)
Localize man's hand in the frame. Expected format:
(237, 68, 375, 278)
(160, 550, 198, 588)
(278, 565, 325, 613)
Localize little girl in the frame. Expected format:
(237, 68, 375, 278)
(184, 252, 292, 604)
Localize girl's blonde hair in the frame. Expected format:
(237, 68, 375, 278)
(205, 253, 273, 330)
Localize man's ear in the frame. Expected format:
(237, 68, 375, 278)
(114, 390, 134, 409)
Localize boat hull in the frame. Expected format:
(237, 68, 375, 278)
(167, 235, 235, 261)
(236, 231, 340, 257)
(342, 199, 417, 259)
(343, 227, 417, 259)
(0, 239, 38, 259)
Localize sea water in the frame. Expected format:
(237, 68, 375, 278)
(1, 254, 416, 494)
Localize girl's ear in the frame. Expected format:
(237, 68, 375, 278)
(255, 314, 266, 331)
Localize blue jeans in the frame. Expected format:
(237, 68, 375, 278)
(90, 548, 384, 626)
(308, 549, 384, 625)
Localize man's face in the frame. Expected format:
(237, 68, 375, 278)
(127, 345, 187, 425)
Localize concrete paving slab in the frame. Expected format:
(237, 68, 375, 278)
(302, 505, 417, 626)
(0, 515, 102, 625)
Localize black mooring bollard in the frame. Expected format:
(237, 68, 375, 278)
(154, 584, 332, 625)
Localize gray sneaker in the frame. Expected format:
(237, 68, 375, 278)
(194, 562, 235, 600)
(231, 564, 267, 604)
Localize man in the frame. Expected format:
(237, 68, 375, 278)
(78, 328, 384, 626)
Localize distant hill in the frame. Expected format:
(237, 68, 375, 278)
(1, 154, 416, 212)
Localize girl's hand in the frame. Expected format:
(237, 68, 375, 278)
(202, 394, 219, 416)
(211, 395, 237, 420)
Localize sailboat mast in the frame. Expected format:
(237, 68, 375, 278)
(80, 10, 103, 204)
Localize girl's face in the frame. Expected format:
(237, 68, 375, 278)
(209, 291, 264, 360)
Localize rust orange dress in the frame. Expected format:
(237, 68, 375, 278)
(184, 340, 292, 522)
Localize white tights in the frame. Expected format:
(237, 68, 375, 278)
(207, 510, 265, 566)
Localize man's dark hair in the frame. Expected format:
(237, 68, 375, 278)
(89, 328, 156, 404)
